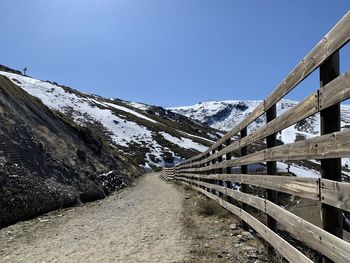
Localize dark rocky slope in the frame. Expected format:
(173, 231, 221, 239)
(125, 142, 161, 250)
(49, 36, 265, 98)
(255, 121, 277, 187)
(0, 75, 140, 227)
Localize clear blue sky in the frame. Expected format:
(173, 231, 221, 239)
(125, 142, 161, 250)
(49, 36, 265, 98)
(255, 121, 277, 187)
(1, 1, 349, 107)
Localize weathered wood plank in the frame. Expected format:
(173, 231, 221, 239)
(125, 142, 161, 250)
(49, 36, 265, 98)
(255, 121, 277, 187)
(320, 70, 350, 110)
(184, 182, 313, 263)
(239, 209, 313, 263)
(177, 173, 319, 200)
(266, 200, 350, 263)
(178, 177, 350, 262)
(321, 179, 350, 213)
(179, 129, 350, 173)
(240, 175, 319, 200)
(177, 173, 350, 213)
(265, 129, 350, 161)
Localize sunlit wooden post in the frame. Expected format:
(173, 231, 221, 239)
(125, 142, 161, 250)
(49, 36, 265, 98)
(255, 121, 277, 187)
(320, 50, 343, 263)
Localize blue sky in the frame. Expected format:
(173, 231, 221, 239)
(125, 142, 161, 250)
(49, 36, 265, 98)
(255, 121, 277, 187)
(1, 1, 349, 107)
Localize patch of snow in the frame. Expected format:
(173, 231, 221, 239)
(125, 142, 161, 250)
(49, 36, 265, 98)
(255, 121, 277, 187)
(277, 162, 320, 178)
(125, 101, 150, 111)
(178, 131, 215, 144)
(102, 101, 157, 123)
(160, 132, 208, 152)
(100, 171, 114, 176)
(342, 158, 350, 168)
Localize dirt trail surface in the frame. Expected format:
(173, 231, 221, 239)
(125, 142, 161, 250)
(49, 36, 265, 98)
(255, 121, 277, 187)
(0, 173, 190, 263)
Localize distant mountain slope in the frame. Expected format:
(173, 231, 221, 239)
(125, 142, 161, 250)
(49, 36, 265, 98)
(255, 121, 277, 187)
(0, 75, 140, 227)
(169, 99, 350, 141)
(0, 70, 221, 169)
(169, 100, 350, 174)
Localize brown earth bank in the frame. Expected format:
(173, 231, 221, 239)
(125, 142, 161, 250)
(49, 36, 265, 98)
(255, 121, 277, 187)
(0, 172, 272, 263)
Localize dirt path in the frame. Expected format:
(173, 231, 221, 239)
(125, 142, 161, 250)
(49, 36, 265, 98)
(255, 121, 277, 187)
(0, 173, 190, 263)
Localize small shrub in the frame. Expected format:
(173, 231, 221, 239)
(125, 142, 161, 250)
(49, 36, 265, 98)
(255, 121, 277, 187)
(173, 180, 182, 186)
(184, 184, 192, 190)
(197, 198, 222, 216)
(183, 217, 196, 229)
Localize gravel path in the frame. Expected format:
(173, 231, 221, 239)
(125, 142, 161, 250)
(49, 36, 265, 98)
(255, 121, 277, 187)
(0, 173, 190, 263)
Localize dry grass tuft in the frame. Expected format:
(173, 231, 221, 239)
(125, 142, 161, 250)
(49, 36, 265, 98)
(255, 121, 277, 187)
(184, 184, 192, 191)
(196, 198, 229, 218)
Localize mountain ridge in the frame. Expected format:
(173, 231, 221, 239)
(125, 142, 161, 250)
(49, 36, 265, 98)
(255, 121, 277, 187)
(0, 67, 221, 170)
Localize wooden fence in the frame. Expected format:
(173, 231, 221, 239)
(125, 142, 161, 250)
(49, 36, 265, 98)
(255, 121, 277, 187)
(163, 11, 350, 263)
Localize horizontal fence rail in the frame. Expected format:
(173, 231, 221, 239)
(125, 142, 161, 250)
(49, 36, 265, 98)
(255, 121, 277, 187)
(163, 11, 350, 263)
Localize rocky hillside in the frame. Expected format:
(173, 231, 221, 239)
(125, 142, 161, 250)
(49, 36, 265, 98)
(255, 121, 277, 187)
(0, 74, 141, 227)
(0, 69, 221, 170)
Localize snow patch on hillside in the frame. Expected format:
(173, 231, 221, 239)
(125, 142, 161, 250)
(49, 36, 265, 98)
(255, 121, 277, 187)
(160, 132, 208, 152)
(102, 101, 158, 123)
(125, 101, 150, 111)
(178, 131, 216, 144)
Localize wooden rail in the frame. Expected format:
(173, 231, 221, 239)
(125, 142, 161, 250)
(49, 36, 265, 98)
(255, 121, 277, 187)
(163, 11, 350, 263)
(162, 167, 175, 181)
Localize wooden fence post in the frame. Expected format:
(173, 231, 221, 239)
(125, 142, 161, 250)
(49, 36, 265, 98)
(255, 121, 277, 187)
(206, 153, 211, 192)
(241, 127, 249, 230)
(217, 145, 224, 198)
(266, 104, 277, 256)
(211, 150, 216, 194)
(320, 50, 343, 263)
(225, 139, 234, 203)
(199, 157, 203, 189)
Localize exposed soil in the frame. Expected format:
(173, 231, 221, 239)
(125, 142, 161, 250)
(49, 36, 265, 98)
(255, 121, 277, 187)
(0, 173, 189, 263)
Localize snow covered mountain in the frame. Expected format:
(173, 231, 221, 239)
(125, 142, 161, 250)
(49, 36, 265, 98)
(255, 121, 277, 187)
(169, 99, 350, 143)
(0, 70, 220, 169)
(169, 100, 350, 176)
